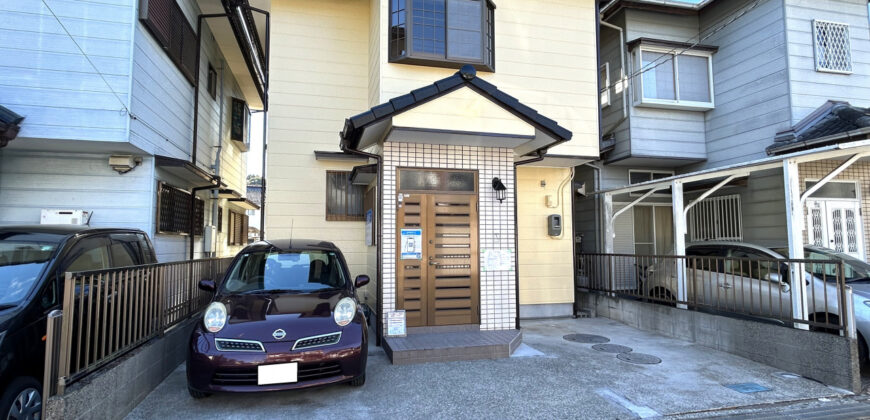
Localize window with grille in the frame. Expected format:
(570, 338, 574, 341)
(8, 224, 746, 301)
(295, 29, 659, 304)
(139, 0, 198, 84)
(813, 20, 852, 74)
(227, 210, 249, 246)
(326, 171, 366, 221)
(389, 0, 496, 71)
(156, 182, 205, 235)
(687, 194, 743, 242)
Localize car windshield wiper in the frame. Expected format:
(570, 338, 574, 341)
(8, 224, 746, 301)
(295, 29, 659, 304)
(239, 288, 304, 295)
(0, 304, 18, 311)
(846, 277, 870, 284)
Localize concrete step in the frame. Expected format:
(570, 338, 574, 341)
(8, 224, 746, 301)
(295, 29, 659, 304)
(383, 329, 522, 365)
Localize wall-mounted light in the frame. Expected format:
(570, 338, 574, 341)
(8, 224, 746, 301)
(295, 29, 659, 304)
(491, 177, 507, 203)
(109, 154, 143, 174)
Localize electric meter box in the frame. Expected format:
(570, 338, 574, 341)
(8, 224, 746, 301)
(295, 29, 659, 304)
(41, 209, 91, 225)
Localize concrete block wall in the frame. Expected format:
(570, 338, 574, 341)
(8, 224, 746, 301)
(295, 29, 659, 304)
(45, 319, 196, 420)
(577, 292, 862, 393)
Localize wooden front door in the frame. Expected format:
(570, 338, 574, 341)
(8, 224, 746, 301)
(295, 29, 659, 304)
(397, 194, 479, 327)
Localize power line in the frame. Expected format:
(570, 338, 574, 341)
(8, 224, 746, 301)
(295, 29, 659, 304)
(602, 0, 761, 93)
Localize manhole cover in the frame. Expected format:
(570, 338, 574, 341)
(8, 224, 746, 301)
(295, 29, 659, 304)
(616, 352, 661, 364)
(563, 333, 610, 344)
(592, 343, 633, 354)
(724, 383, 771, 393)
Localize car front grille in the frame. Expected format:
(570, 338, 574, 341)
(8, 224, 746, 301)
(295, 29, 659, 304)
(211, 362, 343, 386)
(215, 338, 265, 352)
(292, 332, 341, 350)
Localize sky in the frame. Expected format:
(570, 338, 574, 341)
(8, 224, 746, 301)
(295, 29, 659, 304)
(247, 112, 264, 177)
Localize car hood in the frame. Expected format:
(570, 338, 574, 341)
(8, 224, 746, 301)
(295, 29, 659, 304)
(850, 284, 870, 299)
(213, 289, 351, 343)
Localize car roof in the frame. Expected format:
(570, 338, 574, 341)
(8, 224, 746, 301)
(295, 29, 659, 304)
(248, 239, 341, 252)
(687, 240, 784, 257)
(0, 224, 145, 237)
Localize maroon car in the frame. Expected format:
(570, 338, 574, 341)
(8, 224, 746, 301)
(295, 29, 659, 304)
(186, 239, 369, 398)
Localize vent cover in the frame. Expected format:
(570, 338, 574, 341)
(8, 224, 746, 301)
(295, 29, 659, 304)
(215, 338, 265, 352)
(292, 332, 342, 350)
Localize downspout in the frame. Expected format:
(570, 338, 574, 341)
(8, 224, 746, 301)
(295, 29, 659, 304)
(340, 143, 384, 346)
(513, 151, 546, 329)
(190, 182, 219, 260)
(211, 61, 225, 257)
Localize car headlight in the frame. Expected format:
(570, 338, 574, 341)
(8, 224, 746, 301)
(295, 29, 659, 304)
(203, 302, 228, 333)
(334, 297, 356, 327)
(863, 300, 870, 308)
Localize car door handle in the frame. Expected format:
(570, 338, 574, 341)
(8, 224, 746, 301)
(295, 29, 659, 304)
(719, 283, 732, 289)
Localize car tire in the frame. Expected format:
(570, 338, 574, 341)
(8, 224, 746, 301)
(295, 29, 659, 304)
(0, 377, 42, 420)
(188, 386, 211, 399)
(349, 374, 366, 387)
(858, 332, 869, 364)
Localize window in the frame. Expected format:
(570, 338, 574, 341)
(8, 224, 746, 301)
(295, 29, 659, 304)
(138, 0, 197, 85)
(230, 97, 250, 151)
(628, 170, 673, 197)
(156, 182, 205, 235)
(389, 0, 495, 71)
(813, 20, 852, 74)
(207, 63, 217, 100)
(66, 238, 110, 273)
(217, 207, 223, 233)
(110, 233, 145, 268)
(600, 62, 611, 107)
(632, 47, 714, 110)
(805, 180, 858, 199)
(633, 205, 673, 255)
(687, 194, 743, 242)
(326, 171, 366, 221)
(398, 169, 476, 193)
(227, 210, 249, 246)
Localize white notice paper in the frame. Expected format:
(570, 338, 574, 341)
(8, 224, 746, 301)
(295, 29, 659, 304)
(481, 248, 514, 272)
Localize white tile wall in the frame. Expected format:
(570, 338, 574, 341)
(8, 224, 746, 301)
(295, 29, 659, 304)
(381, 142, 516, 331)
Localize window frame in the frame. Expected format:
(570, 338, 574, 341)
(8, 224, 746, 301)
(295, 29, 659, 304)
(600, 62, 611, 108)
(325, 170, 366, 222)
(628, 169, 674, 197)
(631, 46, 715, 111)
(155, 182, 206, 236)
(812, 19, 853, 74)
(389, 0, 496, 72)
(227, 210, 249, 246)
(138, 0, 197, 85)
(207, 63, 217, 100)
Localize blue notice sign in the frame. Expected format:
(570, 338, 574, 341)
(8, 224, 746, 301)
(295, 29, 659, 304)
(400, 228, 422, 260)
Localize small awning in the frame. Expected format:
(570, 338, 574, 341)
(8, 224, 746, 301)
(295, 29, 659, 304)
(314, 150, 368, 162)
(228, 198, 260, 210)
(768, 101, 870, 155)
(350, 163, 378, 186)
(218, 188, 243, 199)
(155, 155, 222, 186)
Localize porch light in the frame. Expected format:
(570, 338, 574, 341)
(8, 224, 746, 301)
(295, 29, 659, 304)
(491, 177, 507, 203)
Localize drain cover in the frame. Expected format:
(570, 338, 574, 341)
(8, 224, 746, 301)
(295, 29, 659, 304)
(724, 383, 771, 393)
(563, 333, 610, 344)
(592, 343, 633, 354)
(616, 352, 661, 364)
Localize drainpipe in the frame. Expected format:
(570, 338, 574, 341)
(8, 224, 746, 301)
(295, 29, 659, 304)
(211, 61, 226, 257)
(513, 151, 546, 329)
(190, 182, 219, 260)
(340, 143, 384, 346)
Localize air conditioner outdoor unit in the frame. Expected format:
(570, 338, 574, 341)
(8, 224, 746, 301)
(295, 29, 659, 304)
(40, 209, 91, 225)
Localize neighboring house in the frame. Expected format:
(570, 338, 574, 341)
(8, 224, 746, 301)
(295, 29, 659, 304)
(246, 182, 262, 241)
(264, 0, 599, 347)
(579, 0, 870, 268)
(0, 0, 266, 261)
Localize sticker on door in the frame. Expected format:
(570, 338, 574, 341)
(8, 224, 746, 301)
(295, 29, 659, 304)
(400, 228, 423, 260)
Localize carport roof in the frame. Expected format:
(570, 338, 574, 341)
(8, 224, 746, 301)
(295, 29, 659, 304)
(339, 65, 572, 152)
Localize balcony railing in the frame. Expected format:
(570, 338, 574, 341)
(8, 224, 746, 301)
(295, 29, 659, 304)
(576, 253, 852, 332)
(48, 257, 233, 395)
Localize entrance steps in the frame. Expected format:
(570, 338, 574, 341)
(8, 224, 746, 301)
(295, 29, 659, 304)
(383, 327, 522, 365)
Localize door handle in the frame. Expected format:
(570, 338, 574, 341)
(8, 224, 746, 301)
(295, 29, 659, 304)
(429, 261, 439, 266)
(719, 283, 732, 289)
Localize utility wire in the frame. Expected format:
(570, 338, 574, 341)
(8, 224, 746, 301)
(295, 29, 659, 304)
(602, 0, 761, 93)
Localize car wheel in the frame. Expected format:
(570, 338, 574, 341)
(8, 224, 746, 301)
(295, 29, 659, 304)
(858, 332, 869, 364)
(0, 377, 42, 420)
(349, 374, 366, 387)
(650, 288, 675, 306)
(187, 386, 211, 399)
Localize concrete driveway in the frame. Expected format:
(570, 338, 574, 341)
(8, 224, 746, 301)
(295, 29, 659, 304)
(126, 318, 849, 419)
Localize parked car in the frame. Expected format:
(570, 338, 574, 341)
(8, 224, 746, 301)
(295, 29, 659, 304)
(644, 241, 870, 364)
(186, 239, 369, 398)
(0, 225, 157, 419)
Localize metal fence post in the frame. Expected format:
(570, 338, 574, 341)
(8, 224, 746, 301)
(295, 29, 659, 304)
(56, 272, 77, 395)
(42, 309, 63, 414)
(845, 286, 856, 339)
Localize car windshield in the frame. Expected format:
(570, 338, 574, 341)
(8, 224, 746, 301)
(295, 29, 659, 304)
(0, 238, 59, 307)
(221, 250, 347, 294)
(773, 247, 870, 283)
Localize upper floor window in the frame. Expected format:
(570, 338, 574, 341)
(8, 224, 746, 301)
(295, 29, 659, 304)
(630, 42, 715, 111)
(813, 20, 852, 74)
(138, 0, 197, 85)
(390, 0, 495, 72)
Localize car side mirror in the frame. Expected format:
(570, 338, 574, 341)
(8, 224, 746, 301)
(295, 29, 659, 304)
(198, 279, 216, 292)
(354, 275, 370, 289)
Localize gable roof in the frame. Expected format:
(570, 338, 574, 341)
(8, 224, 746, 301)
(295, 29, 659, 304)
(767, 100, 870, 155)
(339, 65, 572, 153)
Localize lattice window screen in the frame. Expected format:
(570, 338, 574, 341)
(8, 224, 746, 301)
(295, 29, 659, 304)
(813, 20, 852, 73)
(687, 194, 743, 242)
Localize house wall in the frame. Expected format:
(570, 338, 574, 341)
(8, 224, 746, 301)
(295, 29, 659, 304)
(783, 0, 870, 124)
(573, 165, 599, 253)
(516, 166, 575, 317)
(265, 0, 371, 278)
(372, 0, 599, 161)
(599, 11, 631, 160)
(0, 0, 133, 143)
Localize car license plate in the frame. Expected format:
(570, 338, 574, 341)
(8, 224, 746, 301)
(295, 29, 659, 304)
(257, 363, 298, 385)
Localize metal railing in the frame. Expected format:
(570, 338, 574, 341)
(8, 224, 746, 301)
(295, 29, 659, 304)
(51, 257, 233, 393)
(577, 253, 850, 332)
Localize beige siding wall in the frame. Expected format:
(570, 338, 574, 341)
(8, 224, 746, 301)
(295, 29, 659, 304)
(266, 0, 372, 277)
(516, 166, 575, 305)
(373, 0, 599, 160)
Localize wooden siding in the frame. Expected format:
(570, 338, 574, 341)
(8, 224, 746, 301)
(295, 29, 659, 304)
(691, 0, 792, 169)
(624, 9, 700, 42)
(784, 0, 870, 123)
(0, 0, 133, 143)
(266, 0, 372, 278)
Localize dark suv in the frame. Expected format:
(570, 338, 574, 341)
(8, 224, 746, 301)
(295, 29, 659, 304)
(0, 225, 157, 419)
